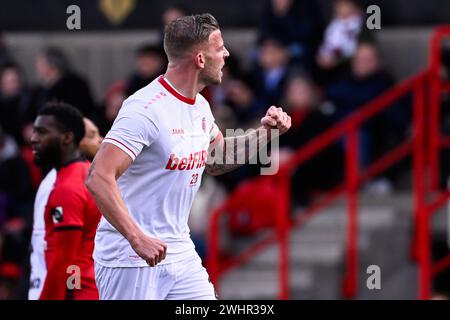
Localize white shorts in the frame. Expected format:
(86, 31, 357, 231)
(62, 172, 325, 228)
(94, 252, 217, 300)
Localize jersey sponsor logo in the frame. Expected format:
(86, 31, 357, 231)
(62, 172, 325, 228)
(51, 206, 64, 224)
(165, 150, 207, 171)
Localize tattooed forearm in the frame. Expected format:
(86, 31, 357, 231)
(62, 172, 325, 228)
(205, 136, 243, 176)
(86, 158, 96, 184)
(206, 127, 274, 176)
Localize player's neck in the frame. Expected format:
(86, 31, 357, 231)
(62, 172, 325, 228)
(56, 149, 82, 170)
(164, 65, 205, 100)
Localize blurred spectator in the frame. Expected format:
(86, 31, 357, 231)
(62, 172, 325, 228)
(280, 74, 343, 206)
(20, 124, 44, 192)
(325, 42, 409, 190)
(95, 81, 126, 136)
(79, 118, 104, 161)
(223, 79, 263, 129)
(326, 42, 392, 167)
(258, 0, 324, 71)
(326, 42, 394, 124)
(249, 36, 292, 113)
(0, 129, 34, 204)
(162, 3, 189, 27)
(30, 47, 95, 118)
(317, 0, 364, 71)
(281, 74, 330, 148)
(0, 34, 10, 67)
(158, 3, 190, 48)
(0, 127, 34, 299)
(0, 63, 33, 146)
(126, 44, 166, 96)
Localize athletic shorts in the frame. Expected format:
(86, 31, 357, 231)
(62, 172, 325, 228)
(94, 252, 217, 300)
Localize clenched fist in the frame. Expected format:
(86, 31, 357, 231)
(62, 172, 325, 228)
(261, 106, 292, 135)
(130, 233, 167, 267)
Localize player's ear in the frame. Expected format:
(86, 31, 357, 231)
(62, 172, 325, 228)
(62, 131, 75, 146)
(195, 52, 206, 69)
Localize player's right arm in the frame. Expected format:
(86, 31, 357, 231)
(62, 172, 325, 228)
(206, 106, 291, 176)
(85, 143, 166, 266)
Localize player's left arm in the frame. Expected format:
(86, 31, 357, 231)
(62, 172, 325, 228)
(205, 106, 291, 176)
(39, 188, 85, 300)
(39, 229, 82, 300)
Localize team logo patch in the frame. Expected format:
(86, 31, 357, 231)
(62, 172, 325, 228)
(29, 278, 41, 290)
(51, 206, 64, 224)
(202, 117, 206, 133)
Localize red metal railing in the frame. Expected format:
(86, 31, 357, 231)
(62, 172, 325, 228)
(415, 26, 450, 300)
(207, 26, 450, 300)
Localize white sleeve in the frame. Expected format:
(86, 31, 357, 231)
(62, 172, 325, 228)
(209, 122, 220, 143)
(202, 97, 220, 143)
(103, 99, 159, 160)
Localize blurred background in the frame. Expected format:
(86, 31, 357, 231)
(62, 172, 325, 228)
(0, 0, 449, 300)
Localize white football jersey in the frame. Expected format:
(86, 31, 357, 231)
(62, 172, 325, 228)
(94, 76, 219, 267)
(28, 169, 57, 300)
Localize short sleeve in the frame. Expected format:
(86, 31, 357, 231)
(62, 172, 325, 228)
(103, 99, 160, 160)
(47, 186, 85, 229)
(199, 95, 220, 144)
(209, 122, 220, 144)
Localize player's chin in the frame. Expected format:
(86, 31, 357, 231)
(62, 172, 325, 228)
(32, 155, 45, 167)
(210, 76, 222, 85)
(215, 70, 224, 84)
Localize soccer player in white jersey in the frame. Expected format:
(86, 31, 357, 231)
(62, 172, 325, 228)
(28, 118, 102, 299)
(86, 13, 291, 300)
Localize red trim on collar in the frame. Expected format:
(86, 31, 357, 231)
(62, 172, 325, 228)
(158, 76, 196, 105)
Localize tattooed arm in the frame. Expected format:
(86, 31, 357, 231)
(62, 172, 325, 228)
(205, 127, 270, 176)
(206, 106, 291, 176)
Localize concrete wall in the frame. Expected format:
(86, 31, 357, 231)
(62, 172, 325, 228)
(374, 28, 433, 80)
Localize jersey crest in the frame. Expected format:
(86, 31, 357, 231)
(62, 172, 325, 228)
(51, 206, 64, 224)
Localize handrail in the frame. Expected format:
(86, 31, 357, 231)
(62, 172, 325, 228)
(416, 26, 450, 299)
(207, 26, 450, 300)
(281, 71, 429, 173)
(428, 26, 450, 191)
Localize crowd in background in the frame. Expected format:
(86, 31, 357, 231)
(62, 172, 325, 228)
(0, 0, 417, 299)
